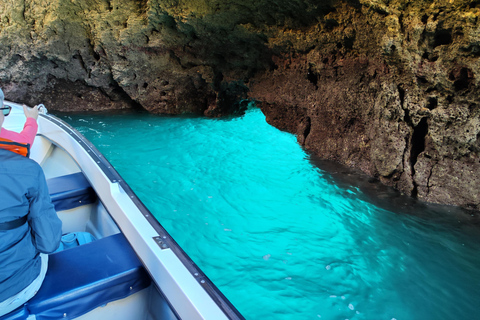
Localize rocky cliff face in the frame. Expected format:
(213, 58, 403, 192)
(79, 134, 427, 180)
(0, 0, 479, 211)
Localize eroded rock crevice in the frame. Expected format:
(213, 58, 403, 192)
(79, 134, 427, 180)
(409, 117, 429, 198)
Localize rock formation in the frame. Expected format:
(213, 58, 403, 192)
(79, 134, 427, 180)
(0, 0, 479, 211)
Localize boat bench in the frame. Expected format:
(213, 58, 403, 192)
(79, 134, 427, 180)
(0, 233, 151, 320)
(0, 307, 27, 320)
(46, 172, 97, 211)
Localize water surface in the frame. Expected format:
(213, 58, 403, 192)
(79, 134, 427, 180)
(59, 107, 480, 320)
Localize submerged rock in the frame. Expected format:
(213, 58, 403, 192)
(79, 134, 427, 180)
(0, 0, 478, 211)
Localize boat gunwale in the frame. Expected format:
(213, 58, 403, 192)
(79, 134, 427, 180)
(3, 101, 244, 320)
(41, 112, 245, 320)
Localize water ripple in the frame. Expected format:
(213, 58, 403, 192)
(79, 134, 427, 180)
(60, 108, 480, 320)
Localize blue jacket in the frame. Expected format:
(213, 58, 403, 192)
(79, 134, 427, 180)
(0, 149, 62, 302)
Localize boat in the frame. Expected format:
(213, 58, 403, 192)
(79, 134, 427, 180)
(0, 101, 245, 320)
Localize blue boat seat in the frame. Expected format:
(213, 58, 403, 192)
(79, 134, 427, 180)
(47, 172, 97, 211)
(0, 306, 28, 320)
(26, 233, 151, 320)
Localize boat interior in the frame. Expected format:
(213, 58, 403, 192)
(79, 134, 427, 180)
(1, 102, 244, 320)
(1, 132, 179, 320)
(0, 102, 231, 320)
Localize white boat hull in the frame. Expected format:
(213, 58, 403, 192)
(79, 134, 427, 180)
(1, 102, 244, 320)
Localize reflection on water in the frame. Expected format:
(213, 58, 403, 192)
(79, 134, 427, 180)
(59, 107, 480, 320)
(314, 157, 480, 235)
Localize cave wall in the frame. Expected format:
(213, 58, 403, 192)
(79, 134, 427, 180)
(248, 0, 480, 210)
(0, 0, 277, 113)
(0, 0, 479, 210)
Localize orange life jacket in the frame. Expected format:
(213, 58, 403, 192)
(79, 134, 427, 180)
(0, 138, 30, 157)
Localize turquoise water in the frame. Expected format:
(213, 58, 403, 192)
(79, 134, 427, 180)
(59, 107, 480, 320)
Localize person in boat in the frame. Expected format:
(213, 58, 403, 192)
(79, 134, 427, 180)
(0, 93, 62, 316)
(0, 88, 41, 147)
